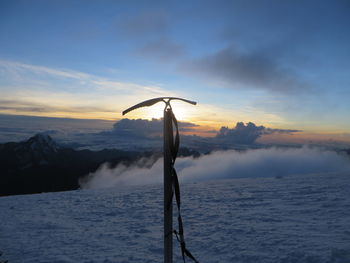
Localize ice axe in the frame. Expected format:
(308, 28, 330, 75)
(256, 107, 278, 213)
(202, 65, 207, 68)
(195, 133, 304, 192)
(123, 97, 198, 263)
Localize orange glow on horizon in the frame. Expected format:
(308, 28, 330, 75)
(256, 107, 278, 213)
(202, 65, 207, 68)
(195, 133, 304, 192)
(2, 108, 350, 146)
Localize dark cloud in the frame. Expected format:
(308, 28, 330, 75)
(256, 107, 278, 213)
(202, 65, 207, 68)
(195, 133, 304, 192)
(119, 10, 169, 38)
(180, 46, 307, 94)
(216, 122, 300, 145)
(0, 100, 55, 113)
(137, 38, 186, 61)
(111, 118, 198, 138)
(0, 106, 48, 112)
(0, 100, 115, 114)
(118, 9, 187, 63)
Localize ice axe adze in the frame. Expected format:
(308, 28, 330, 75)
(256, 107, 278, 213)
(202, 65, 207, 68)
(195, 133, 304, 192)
(123, 97, 198, 263)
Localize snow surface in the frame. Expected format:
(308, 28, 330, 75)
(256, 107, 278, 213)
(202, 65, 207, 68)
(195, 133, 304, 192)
(1, 172, 350, 263)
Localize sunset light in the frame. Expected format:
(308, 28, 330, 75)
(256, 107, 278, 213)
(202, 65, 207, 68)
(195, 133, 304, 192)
(1, 1, 350, 262)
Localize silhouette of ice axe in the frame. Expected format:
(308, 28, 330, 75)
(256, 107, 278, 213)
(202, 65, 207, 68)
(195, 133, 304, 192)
(123, 97, 197, 263)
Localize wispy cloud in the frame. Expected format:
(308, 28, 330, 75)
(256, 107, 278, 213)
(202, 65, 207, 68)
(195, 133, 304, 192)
(0, 60, 91, 80)
(0, 59, 164, 93)
(0, 60, 171, 118)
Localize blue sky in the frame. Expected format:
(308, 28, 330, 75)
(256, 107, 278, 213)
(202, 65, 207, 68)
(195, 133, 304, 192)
(1, 0, 349, 139)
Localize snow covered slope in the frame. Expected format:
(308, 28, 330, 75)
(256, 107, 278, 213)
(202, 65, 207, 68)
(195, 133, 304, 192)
(1, 172, 350, 263)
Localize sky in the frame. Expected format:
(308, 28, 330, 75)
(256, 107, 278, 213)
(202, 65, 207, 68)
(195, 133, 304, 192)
(1, 0, 350, 143)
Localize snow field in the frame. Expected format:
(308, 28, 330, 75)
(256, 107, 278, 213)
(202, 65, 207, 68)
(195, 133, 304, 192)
(1, 172, 350, 263)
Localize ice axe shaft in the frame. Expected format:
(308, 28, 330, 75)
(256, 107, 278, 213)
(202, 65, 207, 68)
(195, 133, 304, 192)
(123, 97, 196, 263)
(164, 108, 173, 263)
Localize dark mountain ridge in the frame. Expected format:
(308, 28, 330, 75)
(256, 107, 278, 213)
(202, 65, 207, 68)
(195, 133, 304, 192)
(0, 134, 199, 196)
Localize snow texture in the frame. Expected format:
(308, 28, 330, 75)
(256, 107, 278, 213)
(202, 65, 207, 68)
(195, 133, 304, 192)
(1, 172, 350, 263)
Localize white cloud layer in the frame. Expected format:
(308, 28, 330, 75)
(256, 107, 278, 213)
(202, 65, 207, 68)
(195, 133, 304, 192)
(80, 147, 350, 189)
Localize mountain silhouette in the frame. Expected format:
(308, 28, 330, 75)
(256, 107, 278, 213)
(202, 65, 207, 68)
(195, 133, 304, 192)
(0, 134, 199, 196)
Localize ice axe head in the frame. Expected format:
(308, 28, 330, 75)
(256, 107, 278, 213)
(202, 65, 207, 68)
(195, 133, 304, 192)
(122, 97, 196, 116)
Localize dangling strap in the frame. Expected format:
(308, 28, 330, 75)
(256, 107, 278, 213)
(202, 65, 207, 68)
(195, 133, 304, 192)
(167, 109, 200, 263)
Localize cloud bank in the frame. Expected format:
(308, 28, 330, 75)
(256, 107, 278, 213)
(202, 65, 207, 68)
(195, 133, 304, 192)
(109, 119, 298, 143)
(80, 147, 350, 189)
(216, 122, 300, 145)
(108, 118, 199, 138)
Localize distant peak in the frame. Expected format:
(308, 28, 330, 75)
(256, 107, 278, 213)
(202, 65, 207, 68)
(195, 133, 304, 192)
(27, 133, 59, 152)
(31, 133, 53, 141)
